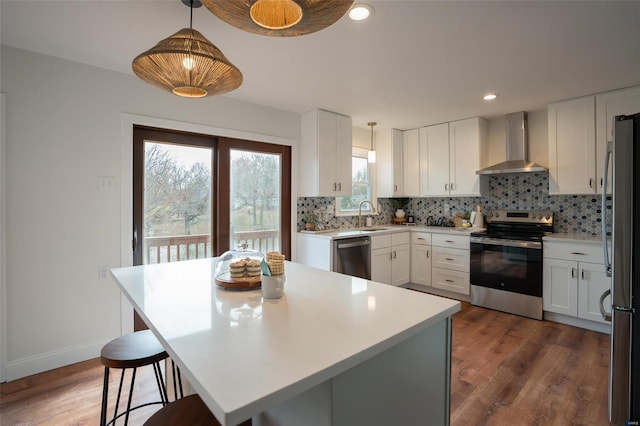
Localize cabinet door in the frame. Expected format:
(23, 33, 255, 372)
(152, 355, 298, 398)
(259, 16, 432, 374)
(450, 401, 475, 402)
(548, 96, 596, 194)
(392, 131, 404, 195)
(335, 113, 353, 196)
(543, 258, 578, 316)
(449, 118, 483, 196)
(391, 244, 411, 286)
(316, 110, 339, 196)
(403, 129, 420, 196)
(578, 262, 611, 324)
(596, 86, 640, 194)
(421, 123, 450, 196)
(410, 244, 431, 286)
(371, 248, 392, 285)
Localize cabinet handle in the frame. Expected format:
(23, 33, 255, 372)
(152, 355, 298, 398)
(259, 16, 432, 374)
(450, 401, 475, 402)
(600, 177, 604, 187)
(393, 251, 397, 259)
(445, 279, 454, 283)
(338, 182, 342, 191)
(333, 182, 337, 191)
(571, 268, 576, 278)
(588, 178, 593, 188)
(445, 257, 455, 261)
(450, 182, 455, 191)
(570, 252, 585, 255)
(389, 252, 393, 260)
(444, 183, 448, 191)
(394, 184, 398, 192)
(426, 250, 430, 259)
(445, 240, 454, 243)
(581, 269, 585, 280)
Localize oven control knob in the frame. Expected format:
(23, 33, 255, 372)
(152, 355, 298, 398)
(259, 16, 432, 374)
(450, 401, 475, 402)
(545, 214, 551, 220)
(489, 212, 493, 218)
(531, 214, 537, 219)
(495, 212, 500, 218)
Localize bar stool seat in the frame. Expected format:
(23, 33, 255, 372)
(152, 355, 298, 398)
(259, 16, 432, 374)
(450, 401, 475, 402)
(144, 394, 221, 426)
(100, 330, 169, 426)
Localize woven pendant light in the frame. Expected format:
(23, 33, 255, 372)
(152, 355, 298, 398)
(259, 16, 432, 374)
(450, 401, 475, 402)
(132, 1, 242, 98)
(201, 0, 355, 37)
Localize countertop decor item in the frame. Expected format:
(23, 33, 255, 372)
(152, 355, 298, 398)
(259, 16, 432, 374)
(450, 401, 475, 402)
(389, 197, 409, 218)
(132, 0, 242, 98)
(214, 243, 264, 290)
(201, 0, 354, 37)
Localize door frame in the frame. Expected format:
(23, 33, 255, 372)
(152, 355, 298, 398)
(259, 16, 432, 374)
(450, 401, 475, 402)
(120, 113, 297, 334)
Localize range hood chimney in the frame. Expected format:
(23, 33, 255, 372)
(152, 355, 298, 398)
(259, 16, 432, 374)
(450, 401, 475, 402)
(476, 111, 548, 175)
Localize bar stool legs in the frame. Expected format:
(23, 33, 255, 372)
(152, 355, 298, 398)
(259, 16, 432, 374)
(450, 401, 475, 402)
(99, 330, 170, 426)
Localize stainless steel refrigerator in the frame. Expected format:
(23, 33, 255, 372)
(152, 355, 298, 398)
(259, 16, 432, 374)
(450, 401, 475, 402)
(601, 112, 640, 425)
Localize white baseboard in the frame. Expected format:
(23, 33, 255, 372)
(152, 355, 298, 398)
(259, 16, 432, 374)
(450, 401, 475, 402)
(6, 341, 104, 382)
(543, 311, 611, 334)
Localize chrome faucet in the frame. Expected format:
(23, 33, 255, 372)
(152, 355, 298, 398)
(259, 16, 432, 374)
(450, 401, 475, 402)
(358, 200, 377, 228)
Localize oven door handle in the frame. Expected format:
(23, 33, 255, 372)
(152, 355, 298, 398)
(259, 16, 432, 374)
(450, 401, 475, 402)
(470, 236, 542, 249)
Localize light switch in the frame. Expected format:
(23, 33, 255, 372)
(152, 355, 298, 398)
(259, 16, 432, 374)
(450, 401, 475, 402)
(98, 176, 115, 191)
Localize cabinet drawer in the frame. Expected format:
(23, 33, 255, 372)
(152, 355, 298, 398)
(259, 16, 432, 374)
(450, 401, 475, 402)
(432, 247, 469, 272)
(411, 232, 431, 245)
(544, 241, 604, 263)
(391, 232, 410, 246)
(432, 233, 470, 249)
(432, 268, 470, 295)
(370, 234, 392, 250)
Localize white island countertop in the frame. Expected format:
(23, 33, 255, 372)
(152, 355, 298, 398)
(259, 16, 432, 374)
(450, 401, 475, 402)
(111, 259, 460, 425)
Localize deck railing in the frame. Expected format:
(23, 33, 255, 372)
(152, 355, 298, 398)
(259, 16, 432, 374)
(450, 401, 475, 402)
(145, 230, 279, 264)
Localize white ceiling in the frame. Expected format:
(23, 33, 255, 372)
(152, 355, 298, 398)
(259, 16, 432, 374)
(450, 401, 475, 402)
(1, 1, 639, 130)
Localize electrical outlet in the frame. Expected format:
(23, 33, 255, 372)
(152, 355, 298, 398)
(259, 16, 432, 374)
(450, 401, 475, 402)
(99, 266, 110, 280)
(444, 203, 450, 213)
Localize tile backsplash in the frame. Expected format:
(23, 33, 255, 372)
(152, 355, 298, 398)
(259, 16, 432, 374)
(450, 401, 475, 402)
(297, 173, 611, 236)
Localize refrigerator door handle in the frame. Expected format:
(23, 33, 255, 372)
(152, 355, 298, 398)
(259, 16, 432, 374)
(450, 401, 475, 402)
(599, 289, 612, 322)
(601, 141, 612, 277)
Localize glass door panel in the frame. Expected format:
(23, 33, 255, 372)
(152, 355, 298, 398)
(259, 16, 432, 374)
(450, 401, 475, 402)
(143, 142, 213, 264)
(229, 149, 281, 254)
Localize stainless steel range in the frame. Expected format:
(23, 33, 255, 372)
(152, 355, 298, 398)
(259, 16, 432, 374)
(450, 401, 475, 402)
(470, 210, 554, 320)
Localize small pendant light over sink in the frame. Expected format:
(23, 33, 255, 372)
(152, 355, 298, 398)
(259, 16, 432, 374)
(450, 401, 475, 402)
(368, 121, 377, 164)
(132, 0, 242, 98)
(201, 0, 355, 37)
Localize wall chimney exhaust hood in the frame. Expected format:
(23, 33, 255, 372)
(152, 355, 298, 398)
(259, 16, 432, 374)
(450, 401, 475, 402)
(476, 111, 548, 175)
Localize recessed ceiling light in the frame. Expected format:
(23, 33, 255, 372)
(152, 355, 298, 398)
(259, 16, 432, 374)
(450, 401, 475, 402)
(483, 93, 498, 101)
(349, 3, 374, 21)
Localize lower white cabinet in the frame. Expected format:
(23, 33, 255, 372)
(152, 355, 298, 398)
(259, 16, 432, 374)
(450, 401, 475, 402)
(543, 240, 611, 324)
(410, 232, 432, 287)
(430, 234, 470, 295)
(371, 233, 410, 286)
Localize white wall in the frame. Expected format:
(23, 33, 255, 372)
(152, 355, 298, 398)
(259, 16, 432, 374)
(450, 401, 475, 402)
(0, 46, 300, 381)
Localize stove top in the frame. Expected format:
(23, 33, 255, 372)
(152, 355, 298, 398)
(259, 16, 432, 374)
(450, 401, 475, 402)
(473, 210, 554, 241)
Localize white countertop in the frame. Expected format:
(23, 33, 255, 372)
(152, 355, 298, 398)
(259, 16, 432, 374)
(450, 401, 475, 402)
(111, 259, 460, 425)
(299, 225, 480, 240)
(543, 233, 609, 244)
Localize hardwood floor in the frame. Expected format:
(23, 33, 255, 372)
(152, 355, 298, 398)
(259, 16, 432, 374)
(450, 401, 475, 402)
(0, 302, 611, 425)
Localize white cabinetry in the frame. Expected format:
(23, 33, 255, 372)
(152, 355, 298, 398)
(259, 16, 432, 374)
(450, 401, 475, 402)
(300, 109, 352, 196)
(419, 118, 487, 197)
(543, 240, 611, 327)
(392, 129, 404, 196)
(548, 96, 596, 195)
(297, 234, 332, 271)
(596, 86, 640, 194)
(371, 232, 410, 286)
(402, 129, 420, 196)
(548, 86, 640, 195)
(410, 232, 432, 287)
(430, 234, 470, 295)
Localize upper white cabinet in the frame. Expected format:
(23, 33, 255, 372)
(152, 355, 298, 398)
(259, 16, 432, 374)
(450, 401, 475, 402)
(548, 96, 596, 195)
(300, 109, 352, 197)
(402, 128, 420, 196)
(391, 129, 404, 196)
(596, 86, 640, 194)
(419, 123, 449, 197)
(548, 86, 640, 195)
(419, 118, 487, 197)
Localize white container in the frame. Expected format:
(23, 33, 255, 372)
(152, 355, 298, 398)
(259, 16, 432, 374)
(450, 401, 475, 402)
(262, 275, 285, 299)
(365, 217, 373, 227)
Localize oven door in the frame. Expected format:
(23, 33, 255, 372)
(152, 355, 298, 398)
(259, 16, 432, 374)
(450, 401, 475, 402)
(470, 237, 542, 297)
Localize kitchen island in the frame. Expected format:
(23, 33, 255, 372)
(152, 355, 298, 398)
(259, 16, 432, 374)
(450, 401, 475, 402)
(111, 258, 460, 426)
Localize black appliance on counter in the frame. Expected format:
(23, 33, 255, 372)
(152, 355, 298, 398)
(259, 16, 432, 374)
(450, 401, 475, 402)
(470, 210, 554, 320)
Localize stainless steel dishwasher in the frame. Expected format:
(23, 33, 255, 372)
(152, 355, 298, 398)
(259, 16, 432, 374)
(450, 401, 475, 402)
(333, 236, 371, 279)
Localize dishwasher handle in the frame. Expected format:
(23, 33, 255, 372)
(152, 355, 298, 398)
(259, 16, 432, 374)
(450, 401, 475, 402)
(337, 240, 370, 249)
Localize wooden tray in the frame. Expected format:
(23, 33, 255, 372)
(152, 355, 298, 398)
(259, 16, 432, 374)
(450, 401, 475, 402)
(215, 273, 261, 290)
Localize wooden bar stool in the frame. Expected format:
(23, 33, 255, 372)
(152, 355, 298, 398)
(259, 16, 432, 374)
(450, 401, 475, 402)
(143, 394, 221, 426)
(100, 330, 169, 426)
